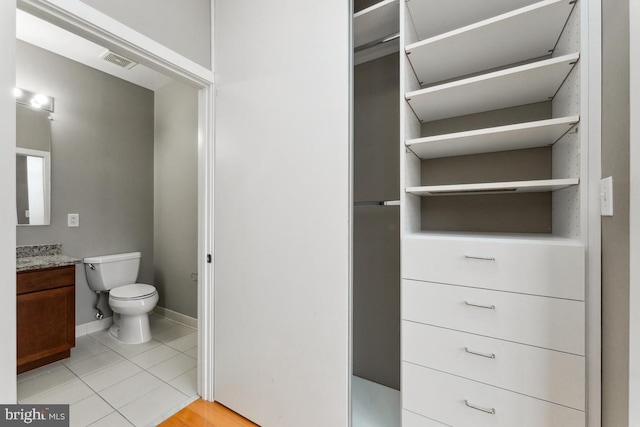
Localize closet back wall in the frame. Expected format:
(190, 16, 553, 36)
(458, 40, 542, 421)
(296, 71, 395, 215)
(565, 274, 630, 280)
(15, 40, 155, 325)
(353, 53, 400, 390)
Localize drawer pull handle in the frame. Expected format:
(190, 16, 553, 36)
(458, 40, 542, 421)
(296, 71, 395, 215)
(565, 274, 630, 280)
(464, 301, 496, 310)
(465, 255, 496, 261)
(465, 347, 496, 359)
(465, 400, 496, 415)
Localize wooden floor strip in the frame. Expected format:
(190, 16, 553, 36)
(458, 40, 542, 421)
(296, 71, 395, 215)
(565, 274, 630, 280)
(159, 399, 259, 427)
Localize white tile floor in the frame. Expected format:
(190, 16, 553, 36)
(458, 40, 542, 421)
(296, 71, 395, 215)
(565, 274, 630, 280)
(17, 314, 198, 427)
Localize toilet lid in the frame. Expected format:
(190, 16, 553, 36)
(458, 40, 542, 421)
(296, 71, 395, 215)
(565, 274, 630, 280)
(110, 283, 157, 300)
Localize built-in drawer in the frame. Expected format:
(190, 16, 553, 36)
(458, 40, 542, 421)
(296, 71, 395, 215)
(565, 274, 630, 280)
(403, 235, 584, 300)
(17, 265, 75, 295)
(402, 280, 584, 355)
(403, 410, 448, 427)
(402, 321, 585, 410)
(403, 362, 585, 427)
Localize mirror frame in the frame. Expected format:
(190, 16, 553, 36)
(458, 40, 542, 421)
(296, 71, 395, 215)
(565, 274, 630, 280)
(16, 147, 51, 226)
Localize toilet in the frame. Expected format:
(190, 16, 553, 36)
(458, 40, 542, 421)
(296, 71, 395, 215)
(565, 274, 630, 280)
(83, 252, 158, 344)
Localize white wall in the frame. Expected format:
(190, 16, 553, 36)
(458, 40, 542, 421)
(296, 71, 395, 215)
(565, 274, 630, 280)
(80, 0, 211, 69)
(0, 0, 17, 404)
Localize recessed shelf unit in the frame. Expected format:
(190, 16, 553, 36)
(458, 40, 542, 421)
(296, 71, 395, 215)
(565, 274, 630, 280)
(354, 0, 399, 48)
(406, 116, 579, 159)
(406, 53, 579, 122)
(400, 0, 595, 423)
(405, 0, 575, 85)
(406, 178, 579, 196)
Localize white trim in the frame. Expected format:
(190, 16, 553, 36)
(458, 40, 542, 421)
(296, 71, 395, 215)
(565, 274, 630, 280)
(629, 0, 640, 425)
(154, 306, 198, 330)
(584, 0, 602, 426)
(18, 0, 214, 85)
(75, 316, 113, 337)
(16, 0, 216, 402)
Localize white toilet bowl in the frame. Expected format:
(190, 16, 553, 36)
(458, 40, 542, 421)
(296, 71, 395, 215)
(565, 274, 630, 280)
(83, 252, 159, 345)
(108, 283, 158, 344)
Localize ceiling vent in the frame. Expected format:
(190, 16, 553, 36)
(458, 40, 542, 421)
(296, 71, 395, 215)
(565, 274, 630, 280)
(100, 50, 138, 70)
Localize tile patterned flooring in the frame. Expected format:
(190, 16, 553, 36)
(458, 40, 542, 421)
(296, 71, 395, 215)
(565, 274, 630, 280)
(17, 314, 198, 427)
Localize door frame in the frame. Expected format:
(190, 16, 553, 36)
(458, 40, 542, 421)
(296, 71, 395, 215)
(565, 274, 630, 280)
(629, 0, 639, 424)
(15, 0, 216, 400)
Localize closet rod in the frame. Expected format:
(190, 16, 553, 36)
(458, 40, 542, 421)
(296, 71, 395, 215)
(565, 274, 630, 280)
(354, 200, 400, 207)
(354, 33, 399, 54)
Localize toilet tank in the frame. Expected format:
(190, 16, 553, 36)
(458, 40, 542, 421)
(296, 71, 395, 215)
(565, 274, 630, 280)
(83, 252, 141, 291)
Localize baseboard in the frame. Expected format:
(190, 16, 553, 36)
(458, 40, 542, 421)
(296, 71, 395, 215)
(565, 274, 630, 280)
(154, 306, 198, 329)
(75, 317, 113, 337)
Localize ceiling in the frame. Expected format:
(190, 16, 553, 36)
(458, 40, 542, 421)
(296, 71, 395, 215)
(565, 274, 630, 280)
(16, 10, 174, 92)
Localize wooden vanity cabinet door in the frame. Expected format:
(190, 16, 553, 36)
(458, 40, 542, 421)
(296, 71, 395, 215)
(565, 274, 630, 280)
(17, 266, 75, 374)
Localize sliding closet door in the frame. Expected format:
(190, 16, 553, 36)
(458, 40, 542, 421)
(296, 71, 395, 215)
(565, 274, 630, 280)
(213, 1, 351, 426)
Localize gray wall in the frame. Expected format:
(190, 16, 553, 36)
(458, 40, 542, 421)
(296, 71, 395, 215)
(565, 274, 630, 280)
(16, 40, 155, 325)
(154, 81, 198, 318)
(80, 0, 211, 70)
(601, 0, 630, 425)
(353, 53, 400, 390)
(16, 105, 51, 152)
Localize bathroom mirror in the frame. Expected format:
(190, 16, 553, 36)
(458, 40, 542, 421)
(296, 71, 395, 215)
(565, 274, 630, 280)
(16, 103, 52, 226)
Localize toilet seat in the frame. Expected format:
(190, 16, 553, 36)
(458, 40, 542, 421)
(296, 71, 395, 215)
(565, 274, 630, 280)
(110, 283, 157, 301)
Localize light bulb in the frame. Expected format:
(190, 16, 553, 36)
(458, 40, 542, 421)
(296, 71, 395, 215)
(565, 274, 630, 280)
(13, 88, 23, 98)
(33, 94, 48, 104)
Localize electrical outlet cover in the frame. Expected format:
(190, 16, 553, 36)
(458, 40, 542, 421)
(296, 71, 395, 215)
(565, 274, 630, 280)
(68, 213, 80, 227)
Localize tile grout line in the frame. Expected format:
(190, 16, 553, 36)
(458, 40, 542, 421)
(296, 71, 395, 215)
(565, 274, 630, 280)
(18, 313, 198, 425)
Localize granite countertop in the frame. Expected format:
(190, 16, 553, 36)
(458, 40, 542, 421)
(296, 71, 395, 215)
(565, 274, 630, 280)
(16, 244, 81, 273)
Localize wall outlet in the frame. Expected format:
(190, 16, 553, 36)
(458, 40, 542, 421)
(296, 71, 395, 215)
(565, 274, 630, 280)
(68, 213, 80, 227)
(600, 176, 614, 216)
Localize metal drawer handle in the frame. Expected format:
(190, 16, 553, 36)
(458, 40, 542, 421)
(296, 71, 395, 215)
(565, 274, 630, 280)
(465, 255, 496, 261)
(465, 347, 496, 359)
(464, 301, 496, 310)
(465, 400, 496, 415)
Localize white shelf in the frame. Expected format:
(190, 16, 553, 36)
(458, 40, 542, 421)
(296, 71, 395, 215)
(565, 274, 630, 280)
(406, 0, 574, 85)
(406, 178, 579, 196)
(406, 116, 579, 159)
(406, 53, 579, 122)
(406, 0, 540, 40)
(354, 0, 399, 48)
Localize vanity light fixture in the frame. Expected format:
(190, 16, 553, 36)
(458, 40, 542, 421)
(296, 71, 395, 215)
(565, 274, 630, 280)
(14, 87, 54, 113)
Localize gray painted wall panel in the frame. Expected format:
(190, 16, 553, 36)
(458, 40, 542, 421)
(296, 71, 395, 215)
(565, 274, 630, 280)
(354, 53, 400, 203)
(80, 0, 211, 69)
(154, 81, 198, 318)
(16, 105, 51, 152)
(353, 54, 401, 390)
(15, 40, 155, 325)
(601, 0, 630, 425)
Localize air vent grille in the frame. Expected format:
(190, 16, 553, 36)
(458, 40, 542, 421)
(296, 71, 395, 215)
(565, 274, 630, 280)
(100, 50, 138, 70)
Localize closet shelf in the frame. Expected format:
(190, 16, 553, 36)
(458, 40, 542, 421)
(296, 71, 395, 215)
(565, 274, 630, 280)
(406, 53, 579, 122)
(406, 0, 540, 41)
(405, 0, 574, 85)
(406, 178, 579, 196)
(406, 116, 579, 159)
(354, 0, 399, 48)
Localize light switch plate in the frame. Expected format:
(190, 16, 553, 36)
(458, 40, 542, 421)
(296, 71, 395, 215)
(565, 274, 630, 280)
(600, 176, 613, 216)
(68, 213, 80, 227)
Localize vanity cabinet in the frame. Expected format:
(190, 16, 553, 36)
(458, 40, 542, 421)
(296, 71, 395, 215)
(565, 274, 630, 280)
(17, 265, 75, 373)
